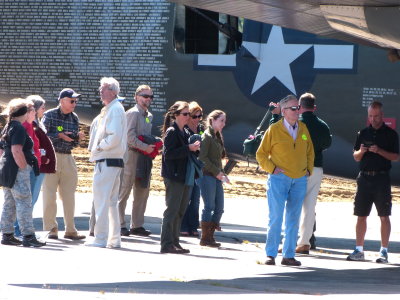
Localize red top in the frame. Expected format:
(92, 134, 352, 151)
(22, 121, 41, 167)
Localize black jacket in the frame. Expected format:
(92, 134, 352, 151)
(161, 122, 191, 183)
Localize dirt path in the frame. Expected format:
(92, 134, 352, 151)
(73, 147, 400, 202)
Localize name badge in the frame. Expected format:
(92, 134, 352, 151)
(145, 117, 150, 123)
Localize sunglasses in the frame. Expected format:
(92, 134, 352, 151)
(69, 100, 78, 104)
(138, 94, 154, 99)
(284, 106, 300, 111)
(191, 114, 203, 119)
(178, 112, 190, 116)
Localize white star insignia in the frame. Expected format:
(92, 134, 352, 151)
(243, 26, 313, 95)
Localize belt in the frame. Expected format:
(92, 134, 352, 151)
(56, 150, 71, 154)
(360, 170, 388, 176)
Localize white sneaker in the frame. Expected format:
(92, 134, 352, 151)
(107, 243, 121, 249)
(84, 241, 106, 248)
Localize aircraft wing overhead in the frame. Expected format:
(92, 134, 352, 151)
(168, 0, 400, 51)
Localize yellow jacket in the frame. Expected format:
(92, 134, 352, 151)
(256, 119, 314, 178)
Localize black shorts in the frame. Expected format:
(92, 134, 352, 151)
(354, 173, 392, 217)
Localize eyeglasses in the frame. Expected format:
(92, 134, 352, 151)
(138, 94, 154, 99)
(191, 114, 203, 119)
(284, 106, 300, 111)
(178, 112, 190, 116)
(69, 100, 78, 104)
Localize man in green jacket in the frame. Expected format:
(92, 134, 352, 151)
(296, 93, 332, 253)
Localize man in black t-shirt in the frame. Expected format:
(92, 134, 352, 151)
(347, 101, 399, 263)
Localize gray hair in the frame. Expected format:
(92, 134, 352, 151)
(279, 94, 297, 108)
(26, 95, 45, 112)
(100, 77, 120, 94)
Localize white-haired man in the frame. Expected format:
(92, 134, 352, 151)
(85, 77, 127, 248)
(256, 95, 314, 266)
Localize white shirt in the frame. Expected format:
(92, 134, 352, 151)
(283, 118, 298, 141)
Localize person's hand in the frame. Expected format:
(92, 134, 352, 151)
(58, 132, 74, 142)
(360, 144, 369, 153)
(216, 172, 224, 181)
(368, 144, 379, 154)
(44, 158, 50, 165)
(189, 140, 200, 152)
(145, 144, 156, 154)
(273, 167, 284, 175)
(269, 102, 281, 114)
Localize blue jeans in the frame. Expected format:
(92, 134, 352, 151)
(265, 173, 307, 259)
(14, 170, 45, 236)
(198, 175, 224, 224)
(181, 183, 200, 233)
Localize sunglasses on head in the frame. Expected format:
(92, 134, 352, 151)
(191, 114, 203, 119)
(178, 112, 190, 116)
(284, 106, 300, 111)
(138, 94, 154, 99)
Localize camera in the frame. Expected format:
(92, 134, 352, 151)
(66, 132, 80, 142)
(363, 141, 374, 148)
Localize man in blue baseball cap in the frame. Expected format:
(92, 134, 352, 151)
(41, 87, 85, 241)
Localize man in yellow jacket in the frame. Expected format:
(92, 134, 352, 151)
(256, 95, 314, 266)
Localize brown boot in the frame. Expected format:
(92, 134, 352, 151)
(200, 222, 220, 247)
(209, 222, 221, 247)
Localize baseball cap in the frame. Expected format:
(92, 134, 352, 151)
(58, 88, 81, 101)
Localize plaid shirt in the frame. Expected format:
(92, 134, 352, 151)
(42, 107, 80, 153)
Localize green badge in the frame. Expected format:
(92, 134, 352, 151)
(145, 117, 150, 123)
(302, 134, 307, 141)
(57, 126, 63, 132)
(199, 130, 204, 135)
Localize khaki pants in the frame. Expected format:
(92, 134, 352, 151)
(118, 150, 150, 229)
(297, 167, 323, 246)
(42, 153, 78, 234)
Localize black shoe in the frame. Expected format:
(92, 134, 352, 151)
(120, 227, 130, 236)
(160, 245, 186, 254)
(281, 257, 301, 266)
(23, 235, 46, 247)
(175, 243, 190, 254)
(130, 227, 151, 236)
(309, 233, 316, 250)
(1, 233, 22, 246)
(265, 256, 276, 265)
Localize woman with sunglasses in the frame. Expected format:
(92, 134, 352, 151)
(180, 101, 205, 237)
(160, 101, 201, 254)
(0, 98, 45, 247)
(198, 110, 228, 247)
